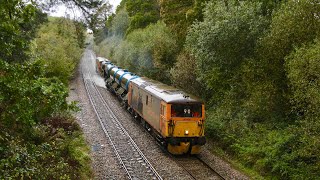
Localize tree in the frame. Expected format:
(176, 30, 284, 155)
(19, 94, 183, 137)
(0, 0, 47, 62)
(160, 0, 194, 48)
(88, 2, 112, 31)
(125, 0, 160, 34)
(114, 21, 177, 83)
(37, 0, 104, 31)
(186, 0, 268, 103)
(250, 0, 320, 121)
(286, 40, 320, 122)
(31, 17, 83, 84)
(160, 0, 210, 48)
(170, 50, 206, 97)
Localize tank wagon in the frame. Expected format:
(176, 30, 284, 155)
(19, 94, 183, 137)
(98, 57, 206, 155)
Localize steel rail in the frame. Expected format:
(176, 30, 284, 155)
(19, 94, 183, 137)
(174, 155, 225, 180)
(92, 81, 162, 180)
(195, 156, 225, 180)
(83, 78, 132, 179)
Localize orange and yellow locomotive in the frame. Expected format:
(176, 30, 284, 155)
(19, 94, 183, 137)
(97, 57, 206, 154)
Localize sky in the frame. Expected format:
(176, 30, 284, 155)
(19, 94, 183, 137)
(49, 0, 122, 18)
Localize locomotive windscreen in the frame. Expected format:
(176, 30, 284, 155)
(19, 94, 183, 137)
(171, 104, 202, 117)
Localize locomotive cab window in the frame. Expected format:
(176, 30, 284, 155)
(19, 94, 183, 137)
(171, 104, 202, 117)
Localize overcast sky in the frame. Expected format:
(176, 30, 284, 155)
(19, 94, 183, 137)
(49, 0, 122, 18)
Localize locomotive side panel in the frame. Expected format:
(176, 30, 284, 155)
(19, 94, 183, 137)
(129, 84, 143, 115)
(143, 93, 161, 131)
(129, 82, 161, 131)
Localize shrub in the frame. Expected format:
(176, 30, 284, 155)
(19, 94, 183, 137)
(31, 18, 82, 84)
(0, 60, 71, 130)
(0, 117, 91, 179)
(0, 16, 91, 179)
(0, 59, 91, 179)
(116, 21, 177, 83)
(186, 0, 268, 104)
(170, 50, 206, 98)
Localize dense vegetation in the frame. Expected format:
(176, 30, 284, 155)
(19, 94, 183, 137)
(95, 0, 320, 178)
(0, 1, 91, 179)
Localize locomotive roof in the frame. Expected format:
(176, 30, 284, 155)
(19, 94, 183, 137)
(131, 77, 202, 104)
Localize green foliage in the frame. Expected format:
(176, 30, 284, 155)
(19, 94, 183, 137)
(160, 0, 193, 48)
(247, 0, 282, 16)
(170, 50, 206, 97)
(186, 0, 268, 104)
(74, 21, 87, 48)
(249, 0, 320, 121)
(0, 60, 71, 130)
(0, 4, 91, 178)
(95, 35, 123, 60)
(0, 0, 47, 62)
(286, 39, 320, 121)
(95, 9, 129, 59)
(89, 2, 112, 31)
(0, 59, 92, 179)
(31, 18, 83, 84)
(0, 116, 92, 179)
(115, 21, 177, 83)
(111, 9, 130, 37)
(203, 0, 320, 179)
(125, 0, 160, 34)
(264, 0, 320, 62)
(160, 0, 209, 48)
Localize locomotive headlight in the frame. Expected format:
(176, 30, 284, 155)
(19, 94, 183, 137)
(185, 130, 189, 135)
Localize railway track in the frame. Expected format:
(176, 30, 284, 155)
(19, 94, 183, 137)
(81, 51, 162, 180)
(173, 155, 225, 180)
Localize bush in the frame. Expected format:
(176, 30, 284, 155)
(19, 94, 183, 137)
(31, 18, 82, 84)
(170, 50, 206, 98)
(286, 39, 320, 122)
(115, 21, 178, 83)
(0, 117, 91, 179)
(186, 0, 268, 104)
(0, 60, 71, 130)
(0, 16, 92, 179)
(194, 0, 320, 179)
